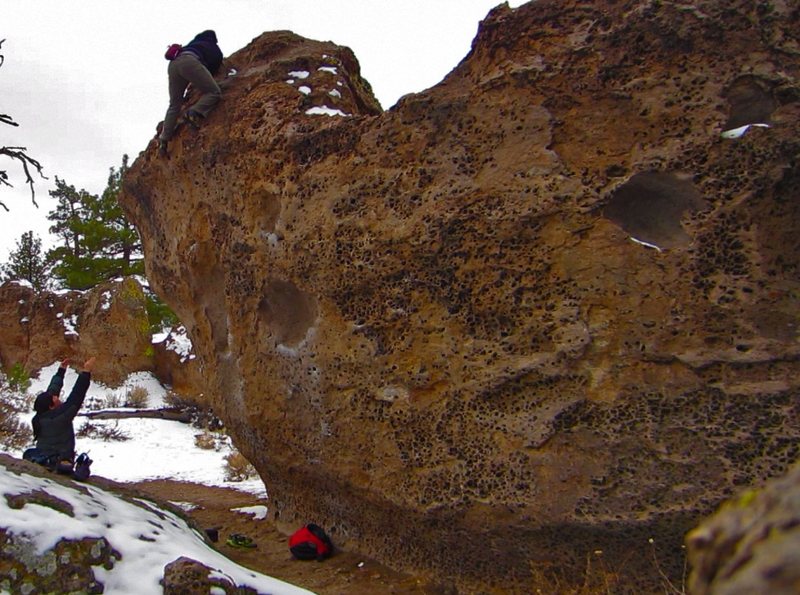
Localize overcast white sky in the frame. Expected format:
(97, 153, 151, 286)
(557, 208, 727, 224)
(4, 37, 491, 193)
(1, 0, 523, 262)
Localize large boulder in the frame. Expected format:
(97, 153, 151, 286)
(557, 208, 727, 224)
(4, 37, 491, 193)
(72, 278, 154, 384)
(0, 281, 73, 371)
(0, 277, 204, 390)
(119, 0, 800, 591)
(0, 278, 153, 384)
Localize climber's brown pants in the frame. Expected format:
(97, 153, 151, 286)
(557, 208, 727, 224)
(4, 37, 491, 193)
(160, 53, 221, 141)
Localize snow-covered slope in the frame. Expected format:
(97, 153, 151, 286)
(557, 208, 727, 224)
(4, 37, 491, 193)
(0, 365, 314, 593)
(0, 462, 311, 594)
(5, 363, 266, 496)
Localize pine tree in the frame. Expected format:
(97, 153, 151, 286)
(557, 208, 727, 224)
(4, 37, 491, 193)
(47, 177, 88, 257)
(46, 155, 144, 289)
(85, 155, 143, 278)
(1, 230, 50, 291)
(46, 177, 95, 289)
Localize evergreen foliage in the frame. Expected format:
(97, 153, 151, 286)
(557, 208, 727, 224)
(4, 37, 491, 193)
(5, 362, 31, 392)
(145, 291, 180, 333)
(0, 230, 51, 291)
(46, 155, 144, 289)
(0, 366, 32, 451)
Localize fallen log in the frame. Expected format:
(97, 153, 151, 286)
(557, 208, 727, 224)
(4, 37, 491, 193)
(79, 408, 192, 423)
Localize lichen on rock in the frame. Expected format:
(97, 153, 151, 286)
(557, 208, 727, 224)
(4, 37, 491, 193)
(0, 529, 114, 594)
(687, 462, 800, 595)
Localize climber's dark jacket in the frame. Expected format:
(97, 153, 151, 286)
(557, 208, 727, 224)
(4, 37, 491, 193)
(182, 30, 223, 75)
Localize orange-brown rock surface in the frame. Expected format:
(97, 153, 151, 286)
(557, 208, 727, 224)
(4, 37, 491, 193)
(119, 1, 799, 591)
(0, 278, 201, 389)
(0, 278, 153, 384)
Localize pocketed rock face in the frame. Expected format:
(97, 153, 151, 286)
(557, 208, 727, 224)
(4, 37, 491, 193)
(119, 2, 800, 591)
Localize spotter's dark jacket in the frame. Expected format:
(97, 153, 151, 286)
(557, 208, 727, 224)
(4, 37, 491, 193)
(31, 369, 91, 461)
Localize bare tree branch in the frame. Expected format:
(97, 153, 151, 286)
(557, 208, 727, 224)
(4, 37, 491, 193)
(0, 147, 45, 210)
(0, 38, 46, 210)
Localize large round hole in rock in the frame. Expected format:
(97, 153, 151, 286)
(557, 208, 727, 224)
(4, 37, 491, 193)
(603, 172, 707, 250)
(248, 187, 281, 233)
(189, 240, 229, 353)
(204, 267, 230, 353)
(258, 279, 318, 347)
(723, 75, 776, 131)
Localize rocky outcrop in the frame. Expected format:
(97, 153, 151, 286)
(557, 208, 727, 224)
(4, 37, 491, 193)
(687, 462, 800, 595)
(0, 281, 73, 373)
(152, 327, 204, 396)
(162, 557, 258, 594)
(119, 0, 799, 591)
(0, 527, 115, 595)
(0, 454, 273, 594)
(0, 278, 200, 390)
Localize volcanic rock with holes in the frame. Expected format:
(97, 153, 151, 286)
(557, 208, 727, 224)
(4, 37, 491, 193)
(119, 1, 800, 591)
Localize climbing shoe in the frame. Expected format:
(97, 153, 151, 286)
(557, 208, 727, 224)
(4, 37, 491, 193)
(184, 109, 203, 129)
(74, 453, 92, 481)
(226, 533, 256, 548)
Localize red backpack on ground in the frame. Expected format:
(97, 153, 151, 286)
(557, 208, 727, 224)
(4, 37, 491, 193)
(164, 44, 182, 60)
(289, 523, 334, 561)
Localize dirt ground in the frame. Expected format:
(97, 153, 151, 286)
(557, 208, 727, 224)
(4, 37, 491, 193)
(130, 479, 446, 595)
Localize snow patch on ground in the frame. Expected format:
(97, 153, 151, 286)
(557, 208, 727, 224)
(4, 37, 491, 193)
(4, 364, 265, 497)
(232, 505, 268, 520)
(170, 501, 201, 512)
(0, 467, 312, 595)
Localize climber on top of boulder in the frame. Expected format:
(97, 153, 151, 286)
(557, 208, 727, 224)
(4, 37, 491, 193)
(158, 29, 224, 156)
